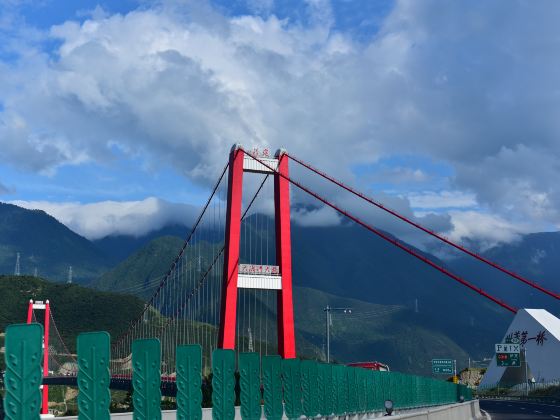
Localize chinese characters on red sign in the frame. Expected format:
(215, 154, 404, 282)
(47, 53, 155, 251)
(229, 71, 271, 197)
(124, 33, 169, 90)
(239, 264, 280, 275)
(249, 147, 271, 159)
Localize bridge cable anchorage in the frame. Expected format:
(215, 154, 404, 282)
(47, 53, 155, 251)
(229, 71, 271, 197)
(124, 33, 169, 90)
(287, 153, 560, 301)
(111, 161, 229, 351)
(242, 148, 517, 314)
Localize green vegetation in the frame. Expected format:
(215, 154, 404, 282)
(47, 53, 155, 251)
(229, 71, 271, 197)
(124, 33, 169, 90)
(91, 232, 483, 375)
(0, 275, 146, 352)
(92, 236, 185, 297)
(0, 203, 110, 283)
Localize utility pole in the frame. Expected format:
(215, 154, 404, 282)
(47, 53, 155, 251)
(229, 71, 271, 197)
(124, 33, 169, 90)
(324, 305, 352, 363)
(14, 252, 20, 276)
(524, 347, 529, 397)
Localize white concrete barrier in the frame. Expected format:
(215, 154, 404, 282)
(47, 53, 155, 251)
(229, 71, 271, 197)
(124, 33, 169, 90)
(58, 400, 482, 420)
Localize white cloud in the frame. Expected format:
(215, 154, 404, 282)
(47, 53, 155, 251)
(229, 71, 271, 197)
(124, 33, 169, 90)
(9, 197, 199, 240)
(292, 205, 340, 227)
(1, 1, 560, 245)
(408, 190, 477, 210)
(447, 211, 534, 251)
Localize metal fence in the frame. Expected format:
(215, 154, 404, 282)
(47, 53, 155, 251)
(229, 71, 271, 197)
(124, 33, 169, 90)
(477, 381, 560, 402)
(3, 323, 472, 418)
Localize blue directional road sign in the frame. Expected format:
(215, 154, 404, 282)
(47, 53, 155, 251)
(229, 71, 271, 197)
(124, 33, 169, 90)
(432, 358, 454, 375)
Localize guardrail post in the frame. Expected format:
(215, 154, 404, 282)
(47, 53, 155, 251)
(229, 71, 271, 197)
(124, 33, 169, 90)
(132, 338, 162, 420)
(176, 345, 202, 420)
(347, 366, 357, 414)
(262, 355, 283, 420)
(281, 358, 302, 420)
(212, 349, 236, 420)
(301, 360, 318, 418)
(333, 364, 348, 416)
(239, 352, 261, 420)
(316, 363, 327, 417)
(77, 331, 111, 420)
(4, 323, 43, 420)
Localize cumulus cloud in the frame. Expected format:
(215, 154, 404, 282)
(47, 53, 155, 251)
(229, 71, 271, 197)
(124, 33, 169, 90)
(408, 190, 477, 210)
(292, 205, 340, 227)
(1, 1, 560, 244)
(9, 197, 199, 240)
(446, 211, 533, 251)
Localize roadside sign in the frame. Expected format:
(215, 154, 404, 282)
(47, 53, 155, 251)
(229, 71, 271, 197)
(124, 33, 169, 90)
(432, 359, 454, 375)
(495, 342, 521, 367)
(495, 343, 520, 354)
(496, 352, 521, 367)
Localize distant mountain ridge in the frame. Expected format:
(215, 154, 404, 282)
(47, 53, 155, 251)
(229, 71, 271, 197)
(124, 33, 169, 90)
(92, 224, 189, 264)
(91, 216, 522, 373)
(449, 231, 560, 314)
(0, 202, 110, 282)
(3, 202, 559, 374)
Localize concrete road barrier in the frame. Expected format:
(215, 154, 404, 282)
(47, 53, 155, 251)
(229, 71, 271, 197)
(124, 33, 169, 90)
(57, 400, 482, 420)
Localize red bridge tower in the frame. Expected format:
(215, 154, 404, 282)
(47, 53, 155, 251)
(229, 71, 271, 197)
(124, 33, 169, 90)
(218, 145, 296, 358)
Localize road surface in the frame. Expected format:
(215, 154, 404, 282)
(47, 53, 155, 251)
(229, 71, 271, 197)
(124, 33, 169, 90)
(480, 399, 560, 419)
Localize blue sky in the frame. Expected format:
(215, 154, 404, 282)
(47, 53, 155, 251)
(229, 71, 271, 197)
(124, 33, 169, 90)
(1, 0, 559, 245)
(0, 0, 399, 205)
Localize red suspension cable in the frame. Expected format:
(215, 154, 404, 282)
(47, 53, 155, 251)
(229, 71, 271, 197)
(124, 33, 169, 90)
(245, 150, 517, 314)
(287, 153, 560, 301)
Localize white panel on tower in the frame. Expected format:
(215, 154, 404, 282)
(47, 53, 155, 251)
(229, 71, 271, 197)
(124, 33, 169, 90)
(243, 155, 278, 173)
(238, 274, 282, 290)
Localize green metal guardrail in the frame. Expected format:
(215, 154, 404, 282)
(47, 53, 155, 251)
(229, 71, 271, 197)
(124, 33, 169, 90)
(2, 323, 472, 419)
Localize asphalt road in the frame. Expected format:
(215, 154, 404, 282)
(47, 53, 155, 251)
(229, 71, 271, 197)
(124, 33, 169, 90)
(480, 399, 560, 419)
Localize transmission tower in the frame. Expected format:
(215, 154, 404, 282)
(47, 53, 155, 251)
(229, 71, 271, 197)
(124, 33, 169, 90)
(14, 252, 20, 276)
(67, 266, 73, 284)
(247, 327, 254, 352)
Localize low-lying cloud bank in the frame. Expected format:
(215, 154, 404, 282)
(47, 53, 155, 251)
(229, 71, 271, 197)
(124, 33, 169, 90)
(10, 197, 199, 240)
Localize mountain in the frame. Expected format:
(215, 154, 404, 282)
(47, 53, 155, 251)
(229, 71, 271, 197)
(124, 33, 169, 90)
(91, 220, 515, 373)
(0, 203, 110, 283)
(449, 231, 560, 314)
(289, 222, 512, 356)
(92, 224, 190, 264)
(93, 235, 185, 293)
(0, 275, 145, 353)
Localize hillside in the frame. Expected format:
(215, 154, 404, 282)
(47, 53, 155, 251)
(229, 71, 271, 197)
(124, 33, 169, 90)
(92, 226, 513, 374)
(0, 275, 145, 352)
(450, 231, 560, 314)
(93, 224, 190, 264)
(93, 236, 186, 294)
(0, 203, 110, 283)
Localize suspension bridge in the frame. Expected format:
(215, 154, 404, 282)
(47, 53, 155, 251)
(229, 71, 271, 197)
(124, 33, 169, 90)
(10, 144, 560, 416)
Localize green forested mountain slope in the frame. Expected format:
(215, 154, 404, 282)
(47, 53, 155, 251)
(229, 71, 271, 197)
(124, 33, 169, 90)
(0, 275, 145, 352)
(92, 228, 508, 374)
(0, 203, 110, 283)
(92, 235, 186, 294)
